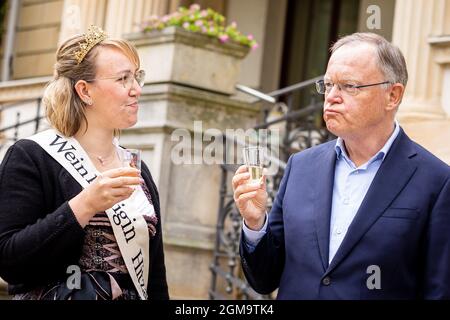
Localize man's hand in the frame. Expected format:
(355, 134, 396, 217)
(232, 165, 268, 231)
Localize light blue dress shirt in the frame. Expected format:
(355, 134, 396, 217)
(243, 121, 400, 263)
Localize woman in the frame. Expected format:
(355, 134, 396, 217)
(0, 26, 169, 300)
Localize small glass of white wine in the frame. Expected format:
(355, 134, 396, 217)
(117, 148, 142, 193)
(118, 148, 142, 171)
(243, 146, 265, 184)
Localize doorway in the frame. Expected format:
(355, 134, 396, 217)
(280, 0, 360, 108)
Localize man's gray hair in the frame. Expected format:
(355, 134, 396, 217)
(331, 33, 408, 87)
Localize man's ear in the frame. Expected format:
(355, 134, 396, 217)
(386, 83, 405, 112)
(74, 80, 93, 105)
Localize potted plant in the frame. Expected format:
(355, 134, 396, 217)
(125, 4, 258, 95)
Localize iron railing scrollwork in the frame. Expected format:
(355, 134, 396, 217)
(0, 98, 45, 159)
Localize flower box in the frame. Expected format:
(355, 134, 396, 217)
(126, 26, 250, 95)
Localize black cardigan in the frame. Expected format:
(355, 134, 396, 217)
(0, 139, 169, 299)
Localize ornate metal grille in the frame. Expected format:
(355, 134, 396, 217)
(0, 98, 44, 159)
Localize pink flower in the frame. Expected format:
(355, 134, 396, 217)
(161, 15, 170, 22)
(247, 34, 254, 41)
(183, 22, 190, 29)
(218, 34, 229, 43)
(201, 26, 207, 33)
(231, 21, 237, 28)
(190, 4, 201, 11)
(200, 10, 208, 17)
(195, 20, 203, 26)
(251, 42, 259, 50)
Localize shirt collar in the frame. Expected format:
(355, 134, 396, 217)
(335, 120, 400, 167)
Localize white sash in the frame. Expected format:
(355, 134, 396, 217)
(26, 129, 152, 300)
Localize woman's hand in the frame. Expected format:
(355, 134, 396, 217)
(232, 165, 268, 231)
(69, 167, 141, 227)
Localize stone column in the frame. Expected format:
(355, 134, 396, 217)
(125, 29, 258, 298)
(392, 0, 448, 118)
(391, 0, 450, 163)
(59, 0, 181, 39)
(59, 0, 107, 42)
(119, 85, 258, 298)
(104, 0, 179, 37)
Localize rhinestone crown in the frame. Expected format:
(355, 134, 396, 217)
(74, 25, 108, 64)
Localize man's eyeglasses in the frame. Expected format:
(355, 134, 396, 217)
(315, 79, 391, 96)
(86, 70, 146, 90)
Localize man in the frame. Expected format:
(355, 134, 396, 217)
(232, 33, 450, 299)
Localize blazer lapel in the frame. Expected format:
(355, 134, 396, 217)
(313, 144, 337, 271)
(326, 129, 418, 273)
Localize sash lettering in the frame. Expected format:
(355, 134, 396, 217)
(111, 203, 136, 243)
(49, 134, 97, 183)
(132, 249, 146, 293)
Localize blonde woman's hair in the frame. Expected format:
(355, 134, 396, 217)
(43, 33, 140, 136)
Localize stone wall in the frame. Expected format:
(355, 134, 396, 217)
(119, 83, 260, 298)
(393, 0, 450, 164)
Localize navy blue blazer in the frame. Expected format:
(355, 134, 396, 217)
(240, 128, 450, 299)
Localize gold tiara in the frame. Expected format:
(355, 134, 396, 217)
(74, 25, 108, 64)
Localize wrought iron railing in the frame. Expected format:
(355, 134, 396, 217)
(209, 76, 334, 299)
(0, 98, 45, 159)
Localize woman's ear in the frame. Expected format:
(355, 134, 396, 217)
(74, 80, 93, 105)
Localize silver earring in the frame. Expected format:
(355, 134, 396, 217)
(86, 99, 92, 106)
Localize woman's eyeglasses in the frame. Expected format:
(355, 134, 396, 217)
(86, 70, 146, 90)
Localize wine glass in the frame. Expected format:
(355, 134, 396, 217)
(242, 146, 265, 184)
(118, 148, 142, 171)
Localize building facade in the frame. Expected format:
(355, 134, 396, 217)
(0, 0, 449, 299)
